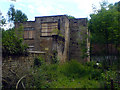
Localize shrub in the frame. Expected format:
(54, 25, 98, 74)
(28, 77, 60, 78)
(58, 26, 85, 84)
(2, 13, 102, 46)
(34, 56, 45, 67)
(2, 28, 28, 56)
(51, 50, 59, 64)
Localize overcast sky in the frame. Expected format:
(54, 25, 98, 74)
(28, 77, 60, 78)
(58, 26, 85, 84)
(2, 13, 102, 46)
(0, 0, 119, 21)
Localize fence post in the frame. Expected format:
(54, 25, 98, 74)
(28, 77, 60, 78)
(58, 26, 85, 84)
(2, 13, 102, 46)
(111, 78, 114, 90)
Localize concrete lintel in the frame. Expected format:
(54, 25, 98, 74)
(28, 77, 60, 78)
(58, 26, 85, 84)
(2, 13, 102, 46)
(29, 51, 46, 54)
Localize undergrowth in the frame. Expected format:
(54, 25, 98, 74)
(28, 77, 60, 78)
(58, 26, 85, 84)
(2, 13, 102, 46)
(25, 59, 119, 88)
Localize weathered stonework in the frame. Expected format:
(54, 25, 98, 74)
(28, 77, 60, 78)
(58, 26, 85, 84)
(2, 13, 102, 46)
(2, 53, 46, 88)
(15, 15, 89, 62)
(69, 18, 89, 62)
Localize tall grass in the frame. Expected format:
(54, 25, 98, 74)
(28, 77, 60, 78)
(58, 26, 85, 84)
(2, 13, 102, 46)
(26, 60, 109, 88)
(23, 56, 119, 88)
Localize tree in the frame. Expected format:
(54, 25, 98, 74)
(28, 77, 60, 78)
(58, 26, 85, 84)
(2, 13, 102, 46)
(2, 4, 28, 56)
(7, 4, 28, 23)
(7, 4, 16, 22)
(0, 11, 6, 27)
(66, 15, 75, 19)
(1, 17, 6, 25)
(88, 1, 120, 55)
(2, 28, 28, 56)
(15, 10, 28, 23)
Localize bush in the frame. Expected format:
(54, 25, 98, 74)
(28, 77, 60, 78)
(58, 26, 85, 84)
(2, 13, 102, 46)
(51, 50, 59, 64)
(2, 28, 28, 56)
(34, 56, 45, 67)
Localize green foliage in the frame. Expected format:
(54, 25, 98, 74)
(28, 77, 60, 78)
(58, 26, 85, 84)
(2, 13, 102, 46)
(0, 12, 6, 29)
(7, 4, 28, 23)
(66, 15, 75, 19)
(78, 26, 88, 59)
(52, 29, 64, 38)
(15, 10, 28, 23)
(34, 56, 45, 67)
(16, 23, 24, 38)
(101, 70, 117, 81)
(101, 70, 118, 88)
(7, 4, 16, 22)
(3, 59, 119, 88)
(59, 60, 102, 80)
(2, 28, 28, 56)
(89, 1, 120, 45)
(0, 16, 6, 25)
(27, 60, 112, 88)
(85, 61, 102, 69)
(51, 50, 59, 64)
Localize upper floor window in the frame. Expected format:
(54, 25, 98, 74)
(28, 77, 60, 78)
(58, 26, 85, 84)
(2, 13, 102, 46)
(41, 22, 58, 36)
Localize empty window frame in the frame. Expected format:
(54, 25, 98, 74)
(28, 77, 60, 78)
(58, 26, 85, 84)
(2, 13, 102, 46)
(41, 22, 58, 36)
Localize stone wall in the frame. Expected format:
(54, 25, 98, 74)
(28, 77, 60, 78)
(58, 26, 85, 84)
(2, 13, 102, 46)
(15, 15, 89, 63)
(15, 15, 70, 63)
(34, 15, 70, 62)
(69, 18, 88, 62)
(2, 53, 46, 76)
(2, 53, 45, 88)
(15, 21, 36, 51)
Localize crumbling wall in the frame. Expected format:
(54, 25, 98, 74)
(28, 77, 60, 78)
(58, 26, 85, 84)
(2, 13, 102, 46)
(35, 15, 69, 63)
(15, 21, 36, 51)
(69, 18, 88, 62)
(15, 15, 89, 63)
(2, 53, 46, 88)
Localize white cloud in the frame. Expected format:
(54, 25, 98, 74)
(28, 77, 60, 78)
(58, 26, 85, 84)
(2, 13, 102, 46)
(1, 22, 14, 30)
(19, 3, 25, 7)
(73, 0, 100, 14)
(36, 5, 54, 16)
(28, 5, 34, 14)
(1, 0, 120, 21)
(1, 0, 119, 30)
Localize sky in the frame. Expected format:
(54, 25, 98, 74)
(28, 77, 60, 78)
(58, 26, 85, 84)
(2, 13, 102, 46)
(0, 0, 119, 29)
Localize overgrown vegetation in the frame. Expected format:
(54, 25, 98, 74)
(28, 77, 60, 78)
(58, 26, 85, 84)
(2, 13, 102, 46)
(34, 56, 45, 67)
(2, 1, 120, 89)
(88, 1, 120, 56)
(2, 27, 28, 56)
(1, 4, 28, 56)
(2, 56, 119, 89)
(24, 59, 119, 88)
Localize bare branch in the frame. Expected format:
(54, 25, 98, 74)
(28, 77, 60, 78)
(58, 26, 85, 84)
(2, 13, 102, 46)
(16, 75, 26, 89)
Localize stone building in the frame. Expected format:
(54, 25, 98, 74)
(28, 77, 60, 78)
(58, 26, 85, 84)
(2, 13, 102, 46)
(15, 15, 90, 63)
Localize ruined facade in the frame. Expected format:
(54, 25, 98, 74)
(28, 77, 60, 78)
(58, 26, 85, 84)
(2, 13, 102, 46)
(15, 15, 89, 63)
